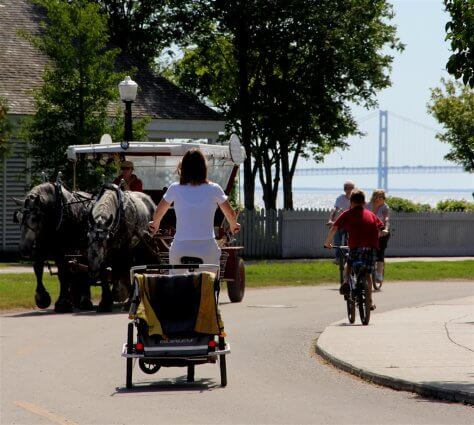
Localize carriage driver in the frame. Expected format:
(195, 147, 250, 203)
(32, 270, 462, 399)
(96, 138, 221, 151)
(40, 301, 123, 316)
(113, 160, 143, 192)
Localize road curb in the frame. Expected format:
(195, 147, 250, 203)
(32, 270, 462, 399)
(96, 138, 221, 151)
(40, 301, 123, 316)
(315, 339, 474, 405)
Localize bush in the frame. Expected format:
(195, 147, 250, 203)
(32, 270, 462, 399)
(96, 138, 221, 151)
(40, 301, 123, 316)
(386, 196, 431, 213)
(436, 199, 474, 212)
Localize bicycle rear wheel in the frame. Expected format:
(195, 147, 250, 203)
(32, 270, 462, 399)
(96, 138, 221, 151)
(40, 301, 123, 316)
(372, 270, 382, 291)
(358, 278, 371, 325)
(346, 298, 355, 324)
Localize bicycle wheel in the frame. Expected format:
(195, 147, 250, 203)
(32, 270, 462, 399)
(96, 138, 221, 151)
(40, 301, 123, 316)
(358, 278, 371, 326)
(346, 298, 355, 324)
(372, 270, 382, 291)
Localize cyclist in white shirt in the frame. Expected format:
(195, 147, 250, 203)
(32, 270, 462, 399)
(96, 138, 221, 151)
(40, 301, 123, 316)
(327, 180, 355, 262)
(149, 149, 240, 268)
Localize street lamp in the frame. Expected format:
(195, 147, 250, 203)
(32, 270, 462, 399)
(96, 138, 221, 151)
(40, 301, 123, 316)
(118, 76, 138, 150)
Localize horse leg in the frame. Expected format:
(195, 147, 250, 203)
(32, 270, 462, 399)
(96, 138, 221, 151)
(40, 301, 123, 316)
(54, 259, 73, 313)
(97, 269, 113, 313)
(112, 266, 130, 303)
(33, 260, 51, 309)
(78, 273, 94, 311)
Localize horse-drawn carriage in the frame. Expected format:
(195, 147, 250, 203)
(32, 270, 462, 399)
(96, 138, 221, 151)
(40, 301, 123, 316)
(66, 139, 246, 304)
(13, 138, 246, 313)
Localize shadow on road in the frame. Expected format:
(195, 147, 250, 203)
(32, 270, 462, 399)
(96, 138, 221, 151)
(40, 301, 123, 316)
(113, 376, 219, 395)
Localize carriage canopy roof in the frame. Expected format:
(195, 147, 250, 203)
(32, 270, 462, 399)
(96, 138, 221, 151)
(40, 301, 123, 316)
(66, 142, 243, 164)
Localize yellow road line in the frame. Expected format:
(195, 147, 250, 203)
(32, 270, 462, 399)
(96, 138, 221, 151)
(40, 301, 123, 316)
(14, 401, 79, 425)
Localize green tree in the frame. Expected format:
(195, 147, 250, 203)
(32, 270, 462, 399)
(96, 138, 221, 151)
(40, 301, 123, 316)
(95, 1, 173, 67)
(21, 0, 125, 189)
(428, 79, 474, 172)
(0, 96, 12, 160)
(444, 0, 474, 87)
(436, 199, 474, 211)
(168, 0, 403, 209)
(386, 197, 431, 213)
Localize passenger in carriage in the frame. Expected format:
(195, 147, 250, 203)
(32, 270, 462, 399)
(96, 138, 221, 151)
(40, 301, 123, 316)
(149, 149, 240, 268)
(113, 160, 143, 192)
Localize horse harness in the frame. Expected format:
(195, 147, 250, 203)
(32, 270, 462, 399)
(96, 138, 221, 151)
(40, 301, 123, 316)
(15, 181, 93, 235)
(89, 183, 125, 242)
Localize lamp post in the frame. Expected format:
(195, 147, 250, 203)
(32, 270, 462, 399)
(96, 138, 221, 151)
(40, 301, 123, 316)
(118, 76, 138, 150)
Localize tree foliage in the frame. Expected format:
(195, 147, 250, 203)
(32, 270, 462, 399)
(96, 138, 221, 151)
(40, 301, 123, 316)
(21, 0, 147, 190)
(444, 0, 474, 87)
(436, 198, 474, 211)
(385, 197, 431, 213)
(168, 0, 403, 209)
(0, 96, 12, 160)
(94, 1, 174, 67)
(428, 79, 474, 172)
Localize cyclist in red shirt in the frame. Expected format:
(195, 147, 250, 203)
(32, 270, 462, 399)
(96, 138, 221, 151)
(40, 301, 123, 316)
(324, 189, 383, 310)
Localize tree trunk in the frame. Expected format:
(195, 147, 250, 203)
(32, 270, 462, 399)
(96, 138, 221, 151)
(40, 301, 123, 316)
(257, 141, 279, 210)
(235, 4, 254, 210)
(280, 142, 293, 210)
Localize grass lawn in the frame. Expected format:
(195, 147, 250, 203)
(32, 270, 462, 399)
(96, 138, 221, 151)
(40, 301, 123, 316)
(246, 260, 474, 287)
(0, 274, 101, 310)
(0, 261, 472, 310)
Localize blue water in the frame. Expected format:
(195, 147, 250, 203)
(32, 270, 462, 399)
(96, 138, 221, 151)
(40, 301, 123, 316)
(251, 188, 474, 210)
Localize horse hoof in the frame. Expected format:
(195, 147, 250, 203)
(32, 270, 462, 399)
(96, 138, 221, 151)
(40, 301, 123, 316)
(35, 291, 51, 309)
(79, 297, 94, 311)
(97, 301, 113, 313)
(54, 299, 73, 313)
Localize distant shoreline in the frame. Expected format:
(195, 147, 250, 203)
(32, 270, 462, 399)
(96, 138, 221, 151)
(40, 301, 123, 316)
(255, 187, 473, 193)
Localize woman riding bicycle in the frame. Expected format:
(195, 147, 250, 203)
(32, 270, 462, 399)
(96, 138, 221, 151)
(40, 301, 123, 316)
(367, 189, 390, 284)
(149, 149, 240, 270)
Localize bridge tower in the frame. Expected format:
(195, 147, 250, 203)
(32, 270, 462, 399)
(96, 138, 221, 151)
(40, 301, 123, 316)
(378, 110, 388, 191)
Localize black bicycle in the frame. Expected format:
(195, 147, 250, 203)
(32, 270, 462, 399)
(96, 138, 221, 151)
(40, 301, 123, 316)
(336, 246, 371, 325)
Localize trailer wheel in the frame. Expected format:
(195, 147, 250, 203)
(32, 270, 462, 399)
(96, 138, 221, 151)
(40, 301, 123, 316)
(187, 365, 195, 383)
(139, 360, 161, 374)
(227, 257, 245, 303)
(126, 322, 133, 389)
(219, 336, 227, 387)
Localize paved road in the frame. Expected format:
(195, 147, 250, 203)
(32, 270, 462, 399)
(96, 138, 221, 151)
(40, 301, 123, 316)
(1, 280, 473, 425)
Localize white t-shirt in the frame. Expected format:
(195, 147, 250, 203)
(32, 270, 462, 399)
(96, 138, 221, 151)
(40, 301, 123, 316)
(163, 182, 228, 241)
(334, 194, 350, 218)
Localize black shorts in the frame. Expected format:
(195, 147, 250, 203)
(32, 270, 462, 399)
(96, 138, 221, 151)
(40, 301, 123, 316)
(348, 247, 377, 272)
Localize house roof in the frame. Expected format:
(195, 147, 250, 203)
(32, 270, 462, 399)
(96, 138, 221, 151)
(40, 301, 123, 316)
(0, 0, 224, 121)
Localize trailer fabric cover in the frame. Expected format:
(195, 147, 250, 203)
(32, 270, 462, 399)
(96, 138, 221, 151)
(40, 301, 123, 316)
(135, 272, 222, 337)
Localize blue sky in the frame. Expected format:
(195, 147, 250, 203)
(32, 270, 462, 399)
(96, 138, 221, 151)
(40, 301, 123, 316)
(296, 0, 473, 192)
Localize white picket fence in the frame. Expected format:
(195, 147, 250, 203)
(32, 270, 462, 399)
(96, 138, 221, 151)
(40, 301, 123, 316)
(236, 209, 474, 258)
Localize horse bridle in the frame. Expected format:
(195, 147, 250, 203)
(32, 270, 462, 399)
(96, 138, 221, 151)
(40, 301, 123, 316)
(88, 183, 125, 241)
(14, 180, 91, 234)
(14, 205, 43, 233)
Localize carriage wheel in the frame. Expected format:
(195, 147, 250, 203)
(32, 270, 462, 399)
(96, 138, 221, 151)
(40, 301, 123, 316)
(227, 257, 245, 303)
(187, 365, 195, 383)
(219, 336, 227, 387)
(126, 323, 133, 389)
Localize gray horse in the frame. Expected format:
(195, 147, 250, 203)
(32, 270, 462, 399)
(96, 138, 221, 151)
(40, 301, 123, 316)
(14, 182, 93, 312)
(88, 184, 155, 311)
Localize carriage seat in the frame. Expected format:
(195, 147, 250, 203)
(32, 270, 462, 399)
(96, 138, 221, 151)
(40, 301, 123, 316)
(134, 272, 222, 337)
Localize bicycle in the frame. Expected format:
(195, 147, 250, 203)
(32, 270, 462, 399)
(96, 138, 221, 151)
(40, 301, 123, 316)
(335, 246, 371, 325)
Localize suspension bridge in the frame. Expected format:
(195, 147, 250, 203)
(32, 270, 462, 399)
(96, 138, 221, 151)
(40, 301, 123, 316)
(294, 110, 465, 191)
